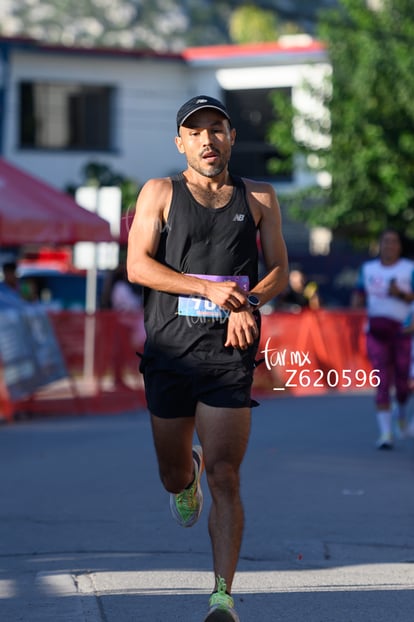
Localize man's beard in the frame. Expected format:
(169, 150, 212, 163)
(188, 158, 226, 178)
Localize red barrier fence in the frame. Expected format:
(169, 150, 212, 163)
(255, 310, 372, 395)
(0, 309, 372, 421)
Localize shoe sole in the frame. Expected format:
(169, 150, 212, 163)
(204, 611, 238, 622)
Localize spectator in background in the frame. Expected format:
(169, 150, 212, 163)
(1, 261, 39, 302)
(101, 263, 142, 390)
(2, 261, 19, 292)
(277, 268, 320, 312)
(101, 263, 141, 311)
(352, 229, 414, 448)
(400, 304, 414, 438)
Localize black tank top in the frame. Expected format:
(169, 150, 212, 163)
(142, 172, 259, 369)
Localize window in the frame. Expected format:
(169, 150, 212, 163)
(224, 88, 292, 181)
(19, 82, 113, 151)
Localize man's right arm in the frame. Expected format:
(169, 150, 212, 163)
(126, 178, 247, 312)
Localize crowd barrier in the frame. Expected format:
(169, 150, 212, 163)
(256, 309, 372, 395)
(0, 309, 373, 421)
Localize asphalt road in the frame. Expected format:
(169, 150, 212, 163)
(1, 392, 413, 621)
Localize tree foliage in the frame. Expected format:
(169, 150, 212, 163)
(0, 1, 330, 50)
(66, 162, 140, 214)
(269, 0, 414, 247)
(229, 5, 280, 43)
(1, 0, 189, 50)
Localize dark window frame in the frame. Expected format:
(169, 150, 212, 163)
(19, 81, 114, 151)
(224, 87, 293, 182)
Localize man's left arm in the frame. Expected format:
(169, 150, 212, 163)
(248, 181, 289, 305)
(225, 181, 289, 349)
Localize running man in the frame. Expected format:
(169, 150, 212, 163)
(352, 229, 414, 449)
(127, 95, 289, 621)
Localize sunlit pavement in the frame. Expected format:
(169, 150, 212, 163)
(1, 392, 413, 621)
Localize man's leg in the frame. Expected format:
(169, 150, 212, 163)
(150, 414, 196, 493)
(195, 402, 251, 593)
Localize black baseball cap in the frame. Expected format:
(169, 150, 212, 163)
(176, 95, 231, 133)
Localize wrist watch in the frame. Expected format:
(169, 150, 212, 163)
(247, 294, 260, 309)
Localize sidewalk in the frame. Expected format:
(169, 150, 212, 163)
(1, 392, 413, 621)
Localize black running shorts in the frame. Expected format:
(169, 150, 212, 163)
(142, 361, 256, 419)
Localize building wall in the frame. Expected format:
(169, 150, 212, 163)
(4, 48, 191, 189)
(2, 39, 329, 196)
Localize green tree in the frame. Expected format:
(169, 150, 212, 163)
(66, 161, 140, 214)
(229, 4, 280, 43)
(2, 0, 190, 51)
(268, 0, 414, 247)
(0, 1, 322, 50)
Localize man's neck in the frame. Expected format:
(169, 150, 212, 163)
(182, 169, 234, 209)
(183, 167, 232, 191)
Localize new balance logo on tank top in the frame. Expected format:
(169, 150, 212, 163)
(142, 173, 259, 369)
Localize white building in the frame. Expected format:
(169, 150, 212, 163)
(0, 35, 329, 190)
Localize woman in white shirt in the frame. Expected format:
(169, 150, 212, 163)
(353, 229, 414, 448)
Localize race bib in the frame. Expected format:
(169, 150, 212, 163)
(178, 274, 249, 319)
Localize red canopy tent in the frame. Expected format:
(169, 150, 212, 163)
(0, 158, 112, 244)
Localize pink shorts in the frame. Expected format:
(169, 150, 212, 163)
(367, 317, 411, 405)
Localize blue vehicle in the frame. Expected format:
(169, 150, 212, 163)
(18, 266, 105, 311)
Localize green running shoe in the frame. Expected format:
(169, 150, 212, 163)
(169, 445, 204, 527)
(204, 576, 240, 622)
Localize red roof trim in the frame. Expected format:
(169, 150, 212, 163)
(0, 34, 325, 63)
(183, 40, 325, 61)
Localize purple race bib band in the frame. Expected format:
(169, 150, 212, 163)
(178, 274, 250, 318)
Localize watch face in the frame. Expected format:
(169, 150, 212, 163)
(248, 294, 260, 307)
